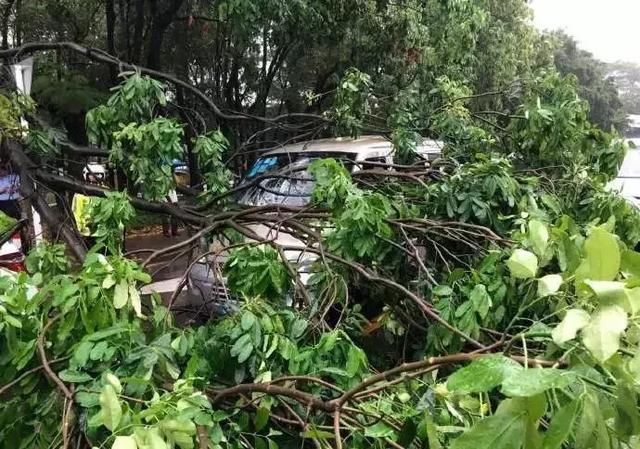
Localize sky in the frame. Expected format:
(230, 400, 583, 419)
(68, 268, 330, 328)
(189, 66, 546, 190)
(530, 0, 640, 63)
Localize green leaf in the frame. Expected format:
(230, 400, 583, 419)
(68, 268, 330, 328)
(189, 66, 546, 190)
(529, 219, 549, 257)
(537, 274, 563, 297)
(552, 309, 591, 345)
(447, 355, 522, 394)
(320, 366, 349, 377)
(346, 346, 364, 376)
(469, 285, 491, 319)
(129, 285, 142, 317)
(301, 428, 335, 439)
(147, 428, 168, 449)
(171, 431, 195, 449)
(542, 400, 579, 449)
(364, 422, 395, 438)
(113, 279, 129, 309)
(621, 250, 640, 278)
(584, 280, 625, 302)
(4, 314, 21, 328)
(615, 383, 640, 437)
(576, 392, 610, 448)
(58, 369, 93, 383)
(231, 334, 251, 357)
(255, 406, 269, 432)
(583, 228, 620, 281)
(501, 369, 574, 397)
(87, 325, 129, 341)
(106, 373, 122, 394)
(628, 345, 640, 377)
(72, 341, 94, 367)
(241, 312, 256, 331)
(433, 285, 453, 296)
(581, 305, 628, 363)
(100, 384, 122, 431)
(624, 287, 640, 314)
(237, 343, 253, 363)
(584, 281, 640, 313)
(422, 415, 441, 449)
(507, 249, 538, 279)
(112, 436, 137, 449)
(450, 411, 526, 449)
(102, 275, 116, 289)
(291, 318, 308, 339)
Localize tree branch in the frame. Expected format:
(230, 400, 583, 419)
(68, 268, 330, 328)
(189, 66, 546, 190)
(0, 41, 327, 125)
(7, 140, 87, 260)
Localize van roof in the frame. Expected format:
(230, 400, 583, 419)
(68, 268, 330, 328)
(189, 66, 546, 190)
(263, 135, 443, 158)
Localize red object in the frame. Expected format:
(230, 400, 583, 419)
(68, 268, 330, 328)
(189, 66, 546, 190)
(0, 259, 25, 272)
(0, 232, 25, 272)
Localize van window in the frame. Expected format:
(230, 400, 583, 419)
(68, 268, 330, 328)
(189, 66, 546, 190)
(237, 152, 356, 206)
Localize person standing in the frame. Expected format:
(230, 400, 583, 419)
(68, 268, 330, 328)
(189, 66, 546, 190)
(0, 164, 21, 220)
(162, 188, 179, 237)
(162, 159, 184, 237)
(72, 170, 100, 249)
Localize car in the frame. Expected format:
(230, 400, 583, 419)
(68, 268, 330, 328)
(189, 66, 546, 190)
(186, 135, 443, 313)
(235, 135, 441, 207)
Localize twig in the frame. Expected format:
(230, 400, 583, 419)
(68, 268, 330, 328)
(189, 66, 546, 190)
(334, 410, 343, 449)
(0, 356, 69, 396)
(62, 391, 74, 449)
(37, 316, 74, 401)
(208, 383, 334, 412)
(197, 426, 208, 449)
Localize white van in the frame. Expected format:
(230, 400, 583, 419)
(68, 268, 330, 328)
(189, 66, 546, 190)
(236, 135, 441, 207)
(184, 135, 442, 312)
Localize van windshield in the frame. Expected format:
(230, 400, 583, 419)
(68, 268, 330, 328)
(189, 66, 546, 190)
(236, 152, 355, 206)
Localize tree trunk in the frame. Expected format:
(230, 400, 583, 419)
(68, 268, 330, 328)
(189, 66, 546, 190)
(105, 0, 117, 81)
(131, 0, 145, 63)
(117, 0, 130, 60)
(146, 0, 184, 70)
(14, 0, 20, 45)
(0, 0, 16, 49)
(7, 140, 87, 261)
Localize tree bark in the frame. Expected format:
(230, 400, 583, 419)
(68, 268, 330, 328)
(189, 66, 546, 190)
(105, 0, 117, 81)
(6, 140, 87, 261)
(146, 0, 184, 70)
(1, 0, 16, 49)
(131, 0, 145, 64)
(14, 0, 20, 45)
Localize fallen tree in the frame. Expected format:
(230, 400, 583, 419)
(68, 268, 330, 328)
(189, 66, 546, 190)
(0, 37, 639, 449)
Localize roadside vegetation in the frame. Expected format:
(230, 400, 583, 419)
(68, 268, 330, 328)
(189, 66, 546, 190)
(0, 1, 639, 449)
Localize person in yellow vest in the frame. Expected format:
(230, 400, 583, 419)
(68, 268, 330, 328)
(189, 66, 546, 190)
(72, 168, 101, 249)
(72, 191, 92, 235)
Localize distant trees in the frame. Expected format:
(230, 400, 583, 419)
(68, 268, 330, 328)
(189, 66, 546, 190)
(550, 31, 627, 132)
(608, 61, 640, 116)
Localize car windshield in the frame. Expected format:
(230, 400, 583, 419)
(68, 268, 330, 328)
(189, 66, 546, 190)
(236, 152, 355, 206)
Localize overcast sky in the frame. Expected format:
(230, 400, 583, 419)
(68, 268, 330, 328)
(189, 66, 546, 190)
(530, 0, 640, 63)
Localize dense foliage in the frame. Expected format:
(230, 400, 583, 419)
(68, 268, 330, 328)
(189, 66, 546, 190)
(1, 1, 640, 449)
(2, 65, 639, 448)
